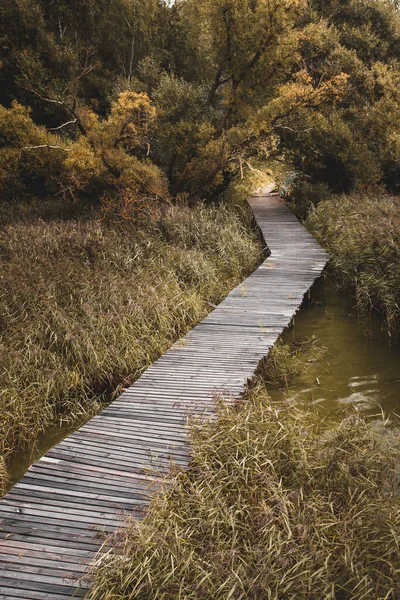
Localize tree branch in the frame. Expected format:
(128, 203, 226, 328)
(234, 27, 282, 93)
(223, 7, 234, 83)
(124, 16, 135, 83)
(25, 86, 87, 136)
(22, 144, 71, 152)
(48, 119, 78, 131)
(274, 124, 313, 134)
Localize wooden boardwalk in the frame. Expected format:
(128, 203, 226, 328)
(0, 190, 328, 600)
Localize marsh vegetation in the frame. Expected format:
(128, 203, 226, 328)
(87, 379, 400, 600)
(0, 200, 262, 492)
(306, 194, 400, 338)
(86, 282, 400, 600)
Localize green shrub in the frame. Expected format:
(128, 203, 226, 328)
(0, 93, 168, 208)
(0, 102, 67, 198)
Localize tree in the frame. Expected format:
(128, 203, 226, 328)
(1, 0, 399, 205)
(277, 0, 400, 196)
(145, 0, 310, 195)
(0, 92, 167, 213)
(0, 0, 167, 118)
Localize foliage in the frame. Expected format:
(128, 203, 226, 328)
(1, 0, 377, 203)
(0, 92, 168, 211)
(280, 0, 400, 195)
(0, 0, 167, 114)
(87, 384, 400, 600)
(0, 101, 67, 197)
(307, 193, 400, 337)
(156, 0, 350, 196)
(2, 0, 400, 202)
(0, 200, 262, 493)
(259, 336, 326, 388)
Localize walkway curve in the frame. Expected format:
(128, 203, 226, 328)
(0, 189, 329, 599)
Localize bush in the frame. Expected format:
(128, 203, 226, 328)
(284, 179, 333, 219)
(0, 92, 168, 209)
(0, 101, 67, 198)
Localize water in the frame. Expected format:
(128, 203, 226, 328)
(267, 278, 400, 417)
(8, 416, 88, 488)
(7, 278, 400, 488)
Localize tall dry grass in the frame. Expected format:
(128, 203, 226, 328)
(0, 457, 7, 496)
(0, 200, 262, 491)
(259, 336, 326, 388)
(87, 383, 400, 600)
(306, 194, 400, 338)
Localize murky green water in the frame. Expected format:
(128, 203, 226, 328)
(8, 416, 88, 488)
(267, 278, 400, 417)
(8, 278, 400, 488)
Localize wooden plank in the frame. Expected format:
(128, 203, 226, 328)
(0, 191, 328, 600)
(0, 533, 101, 553)
(0, 553, 88, 573)
(0, 541, 93, 560)
(0, 575, 86, 596)
(5, 487, 144, 512)
(0, 587, 75, 600)
(0, 506, 118, 529)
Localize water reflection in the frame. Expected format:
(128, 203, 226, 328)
(266, 278, 400, 418)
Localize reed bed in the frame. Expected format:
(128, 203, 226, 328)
(259, 336, 326, 388)
(87, 381, 400, 600)
(0, 457, 7, 497)
(0, 200, 262, 492)
(306, 194, 400, 338)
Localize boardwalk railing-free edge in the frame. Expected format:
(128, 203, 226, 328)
(0, 191, 329, 600)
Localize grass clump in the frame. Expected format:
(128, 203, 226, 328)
(0, 457, 8, 497)
(0, 200, 262, 492)
(260, 336, 326, 388)
(87, 385, 400, 600)
(306, 194, 400, 338)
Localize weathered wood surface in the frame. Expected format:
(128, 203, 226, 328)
(0, 190, 328, 599)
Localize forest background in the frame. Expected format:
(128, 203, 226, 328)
(1, 0, 400, 208)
